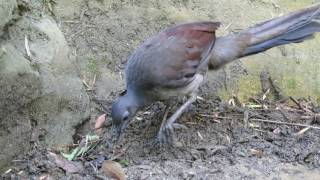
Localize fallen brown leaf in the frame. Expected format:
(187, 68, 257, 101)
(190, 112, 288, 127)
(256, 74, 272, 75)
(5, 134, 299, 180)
(48, 152, 84, 174)
(250, 149, 264, 158)
(39, 174, 54, 180)
(95, 114, 106, 134)
(101, 160, 126, 180)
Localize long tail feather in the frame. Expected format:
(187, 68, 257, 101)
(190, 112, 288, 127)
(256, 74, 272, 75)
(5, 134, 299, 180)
(209, 4, 320, 69)
(242, 5, 320, 57)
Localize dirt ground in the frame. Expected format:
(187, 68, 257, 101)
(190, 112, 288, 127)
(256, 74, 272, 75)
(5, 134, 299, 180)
(2, 94, 320, 179)
(2, 0, 320, 179)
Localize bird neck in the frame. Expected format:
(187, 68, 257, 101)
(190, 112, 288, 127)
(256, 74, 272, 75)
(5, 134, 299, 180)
(125, 89, 148, 109)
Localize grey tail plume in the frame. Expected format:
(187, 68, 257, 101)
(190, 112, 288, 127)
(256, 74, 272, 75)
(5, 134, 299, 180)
(241, 4, 320, 57)
(209, 4, 320, 69)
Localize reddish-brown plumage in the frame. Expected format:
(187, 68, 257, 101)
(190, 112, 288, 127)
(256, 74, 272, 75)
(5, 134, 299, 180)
(164, 22, 220, 61)
(125, 21, 221, 91)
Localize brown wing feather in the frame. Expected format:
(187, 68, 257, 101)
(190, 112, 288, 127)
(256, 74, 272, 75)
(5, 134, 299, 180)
(126, 21, 220, 90)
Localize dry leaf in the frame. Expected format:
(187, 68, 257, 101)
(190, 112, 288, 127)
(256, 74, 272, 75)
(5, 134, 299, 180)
(101, 160, 126, 180)
(250, 149, 264, 158)
(273, 127, 281, 135)
(95, 114, 106, 134)
(39, 174, 54, 180)
(48, 152, 84, 173)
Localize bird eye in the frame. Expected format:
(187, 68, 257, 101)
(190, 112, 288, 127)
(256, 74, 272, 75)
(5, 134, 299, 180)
(123, 115, 129, 121)
(119, 89, 127, 96)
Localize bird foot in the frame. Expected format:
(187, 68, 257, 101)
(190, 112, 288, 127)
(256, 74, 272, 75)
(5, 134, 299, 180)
(156, 122, 187, 146)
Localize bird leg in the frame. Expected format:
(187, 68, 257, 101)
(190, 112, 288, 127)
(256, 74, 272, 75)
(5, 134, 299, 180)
(157, 93, 197, 145)
(160, 106, 170, 128)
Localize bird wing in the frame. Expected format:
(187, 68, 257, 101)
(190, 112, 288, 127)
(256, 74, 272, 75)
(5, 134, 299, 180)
(126, 21, 220, 90)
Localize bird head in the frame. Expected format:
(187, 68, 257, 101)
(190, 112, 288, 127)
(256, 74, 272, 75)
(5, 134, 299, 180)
(111, 90, 140, 138)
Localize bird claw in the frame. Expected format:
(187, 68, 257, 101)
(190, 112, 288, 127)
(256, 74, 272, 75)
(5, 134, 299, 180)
(156, 122, 187, 146)
(172, 123, 188, 130)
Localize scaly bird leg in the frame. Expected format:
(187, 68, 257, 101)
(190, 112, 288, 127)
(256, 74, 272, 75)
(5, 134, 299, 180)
(157, 93, 197, 145)
(160, 106, 170, 130)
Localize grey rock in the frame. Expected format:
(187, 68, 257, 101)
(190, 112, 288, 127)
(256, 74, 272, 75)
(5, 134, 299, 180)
(0, 16, 90, 169)
(0, 0, 17, 36)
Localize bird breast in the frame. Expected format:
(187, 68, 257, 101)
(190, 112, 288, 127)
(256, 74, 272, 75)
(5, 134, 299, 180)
(148, 73, 204, 101)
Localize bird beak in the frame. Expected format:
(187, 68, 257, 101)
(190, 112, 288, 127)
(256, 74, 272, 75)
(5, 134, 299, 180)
(113, 120, 131, 140)
(115, 126, 122, 139)
(112, 125, 123, 140)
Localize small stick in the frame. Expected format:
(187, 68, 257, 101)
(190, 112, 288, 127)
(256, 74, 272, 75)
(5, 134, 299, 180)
(24, 35, 32, 59)
(198, 114, 231, 119)
(289, 96, 304, 109)
(196, 96, 205, 101)
(89, 162, 98, 173)
(277, 106, 290, 121)
(232, 94, 242, 107)
(91, 74, 97, 87)
(294, 127, 311, 136)
(82, 79, 91, 89)
(253, 128, 269, 133)
(4, 169, 12, 174)
(62, 20, 80, 24)
(250, 118, 320, 130)
(243, 110, 249, 128)
(294, 119, 313, 136)
(262, 89, 270, 100)
(197, 131, 204, 140)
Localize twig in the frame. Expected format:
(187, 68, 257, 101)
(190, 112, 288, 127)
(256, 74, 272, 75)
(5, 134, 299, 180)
(289, 96, 304, 109)
(294, 119, 314, 136)
(262, 89, 270, 100)
(301, 114, 320, 120)
(70, 30, 84, 38)
(253, 128, 269, 133)
(196, 96, 205, 101)
(95, 175, 108, 180)
(82, 75, 96, 91)
(91, 74, 97, 87)
(61, 20, 80, 24)
(24, 35, 32, 59)
(243, 110, 249, 128)
(197, 131, 204, 140)
(277, 106, 290, 121)
(89, 162, 98, 173)
(4, 169, 12, 174)
(232, 94, 242, 107)
(224, 105, 266, 119)
(294, 127, 311, 136)
(198, 114, 231, 119)
(82, 79, 91, 89)
(250, 118, 320, 130)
